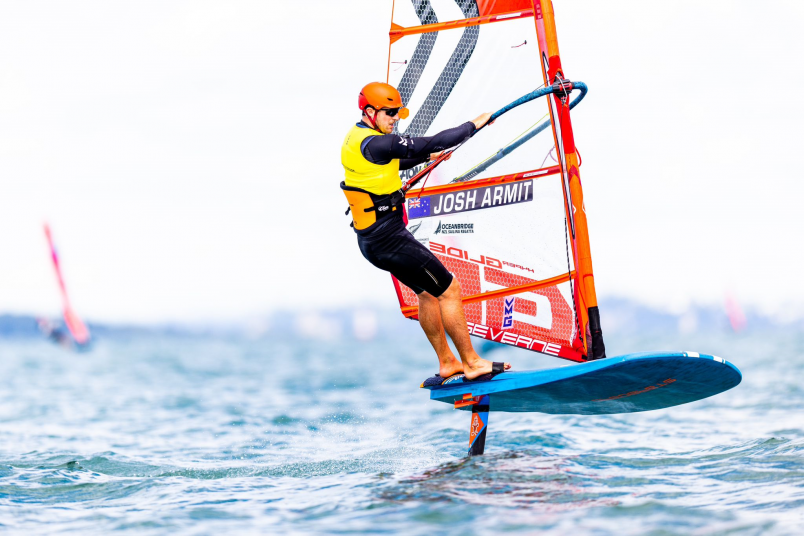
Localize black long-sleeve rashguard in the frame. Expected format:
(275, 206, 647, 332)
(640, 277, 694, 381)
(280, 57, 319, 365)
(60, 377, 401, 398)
(358, 121, 476, 170)
(349, 121, 477, 297)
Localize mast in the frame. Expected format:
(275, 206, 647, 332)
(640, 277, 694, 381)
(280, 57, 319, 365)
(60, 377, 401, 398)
(533, 0, 605, 359)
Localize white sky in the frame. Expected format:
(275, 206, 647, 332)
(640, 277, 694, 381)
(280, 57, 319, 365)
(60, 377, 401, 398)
(1, 1, 802, 324)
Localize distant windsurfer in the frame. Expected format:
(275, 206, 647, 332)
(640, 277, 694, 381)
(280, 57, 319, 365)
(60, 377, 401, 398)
(36, 317, 73, 348)
(341, 82, 510, 381)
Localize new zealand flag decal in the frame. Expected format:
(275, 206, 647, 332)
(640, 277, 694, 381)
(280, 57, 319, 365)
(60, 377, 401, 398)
(407, 197, 430, 218)
(503, 297, 515, 329)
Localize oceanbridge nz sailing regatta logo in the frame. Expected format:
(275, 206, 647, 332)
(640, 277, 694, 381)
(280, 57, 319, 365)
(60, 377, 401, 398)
(407, 180, 534, 219)
(433, 221, 474, 234)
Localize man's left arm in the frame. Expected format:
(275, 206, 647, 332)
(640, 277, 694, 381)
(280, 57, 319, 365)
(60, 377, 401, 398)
(362, 122, 475, 166)
(399, 156, 429, 170)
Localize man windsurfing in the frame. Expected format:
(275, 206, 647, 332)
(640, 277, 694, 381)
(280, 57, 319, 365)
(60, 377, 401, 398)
(341, 82, 510, 381)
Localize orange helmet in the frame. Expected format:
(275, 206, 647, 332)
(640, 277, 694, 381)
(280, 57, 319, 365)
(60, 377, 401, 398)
(358, 82, 409, 119)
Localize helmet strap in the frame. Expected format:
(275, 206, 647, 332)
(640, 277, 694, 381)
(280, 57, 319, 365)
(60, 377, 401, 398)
(364, 107, 382, 133)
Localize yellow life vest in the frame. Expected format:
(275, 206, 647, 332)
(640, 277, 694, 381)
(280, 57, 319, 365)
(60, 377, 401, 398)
(341, 124, 401, 194)
(341, 124, 404, 231)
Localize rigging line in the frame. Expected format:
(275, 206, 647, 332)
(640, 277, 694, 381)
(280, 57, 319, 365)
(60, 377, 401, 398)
(540, 146, 557, 168)
(509, 113, 549, 144)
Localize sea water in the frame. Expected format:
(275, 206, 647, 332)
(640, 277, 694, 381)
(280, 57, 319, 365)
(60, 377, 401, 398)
(0, 313, 802, 535)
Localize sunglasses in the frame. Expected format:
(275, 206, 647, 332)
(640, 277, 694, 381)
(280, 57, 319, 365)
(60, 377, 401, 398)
(381, 107, 410, 119)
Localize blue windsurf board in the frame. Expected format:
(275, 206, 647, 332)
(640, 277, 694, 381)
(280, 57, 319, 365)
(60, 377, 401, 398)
(422, 352, 741, 414)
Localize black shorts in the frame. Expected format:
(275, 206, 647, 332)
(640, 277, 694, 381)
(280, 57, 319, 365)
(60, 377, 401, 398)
(357, 216, 453, 297)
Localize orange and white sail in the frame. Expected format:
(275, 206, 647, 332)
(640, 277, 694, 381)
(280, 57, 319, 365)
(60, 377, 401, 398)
(387, 0, 604, 362)
(44, 223, 91, 345)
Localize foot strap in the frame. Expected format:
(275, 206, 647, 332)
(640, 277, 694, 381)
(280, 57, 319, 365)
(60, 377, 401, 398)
(466, 362, 507, 383)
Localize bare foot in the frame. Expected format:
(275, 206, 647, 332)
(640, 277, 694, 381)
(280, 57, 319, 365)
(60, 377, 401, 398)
(439, 358, 464, 378)
(463, 358, 511, 380)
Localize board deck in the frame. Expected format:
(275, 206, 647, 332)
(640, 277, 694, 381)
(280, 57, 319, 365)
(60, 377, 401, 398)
(423, 352, 741, 414)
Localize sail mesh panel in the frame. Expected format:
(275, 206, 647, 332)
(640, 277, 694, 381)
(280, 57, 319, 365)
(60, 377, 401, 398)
(401, 1, 479, 138)
(396, 1, 438, 116)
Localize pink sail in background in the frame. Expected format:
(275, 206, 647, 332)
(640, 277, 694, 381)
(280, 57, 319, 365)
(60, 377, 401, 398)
(44, 223, 91, 345)
(724, 292, 747, 333)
